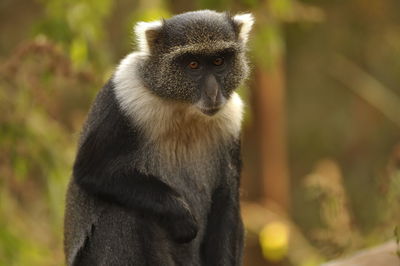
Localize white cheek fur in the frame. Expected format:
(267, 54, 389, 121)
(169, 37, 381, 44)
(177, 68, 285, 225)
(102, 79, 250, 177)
(113, 52, 243, 165)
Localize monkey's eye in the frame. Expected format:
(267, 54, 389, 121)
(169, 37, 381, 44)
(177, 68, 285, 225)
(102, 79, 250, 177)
(213, 57, 224, 66)
(188, 61, 200, 69)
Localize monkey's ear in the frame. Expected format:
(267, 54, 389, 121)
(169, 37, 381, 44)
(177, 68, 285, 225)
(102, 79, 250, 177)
(134, 20, 163, 54)
(232, 13, 254, 44)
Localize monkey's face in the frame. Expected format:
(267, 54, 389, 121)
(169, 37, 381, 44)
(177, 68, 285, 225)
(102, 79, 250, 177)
(157, 47, 246, 116)
(180, 50, 235, 115)
(136, 10, 252, 116)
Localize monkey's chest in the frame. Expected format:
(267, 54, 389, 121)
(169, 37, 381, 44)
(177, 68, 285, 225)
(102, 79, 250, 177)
(132, 143, 227, 265)
(167, 163, 218, 213)
(134, 142, 222, 218)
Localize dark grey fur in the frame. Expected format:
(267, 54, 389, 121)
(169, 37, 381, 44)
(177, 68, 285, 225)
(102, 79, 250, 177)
(64, 10, 253, 266)
(139, 10, 250, 102)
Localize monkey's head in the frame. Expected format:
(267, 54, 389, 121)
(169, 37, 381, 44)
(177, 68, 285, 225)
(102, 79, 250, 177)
(135, 10, 254, 116)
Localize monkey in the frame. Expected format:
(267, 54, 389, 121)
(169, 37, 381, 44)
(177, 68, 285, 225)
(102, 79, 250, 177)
(64, 10, 254, 266)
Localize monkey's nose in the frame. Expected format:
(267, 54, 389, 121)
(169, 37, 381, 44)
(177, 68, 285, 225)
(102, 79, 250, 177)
(204, 75, 219, 104)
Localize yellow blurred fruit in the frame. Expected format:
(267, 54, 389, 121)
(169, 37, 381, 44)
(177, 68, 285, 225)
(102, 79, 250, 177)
(259, 221, 290, 262)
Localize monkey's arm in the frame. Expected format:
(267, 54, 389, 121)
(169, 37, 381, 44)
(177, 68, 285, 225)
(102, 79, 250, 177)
(74, 156, 197, 243)
(201, 140, 244, 266)
(72, 85, 197, 243)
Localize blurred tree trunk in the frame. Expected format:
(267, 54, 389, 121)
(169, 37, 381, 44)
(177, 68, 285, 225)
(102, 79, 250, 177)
(248, 59, 290, 266)
(251, 59, 290, 212)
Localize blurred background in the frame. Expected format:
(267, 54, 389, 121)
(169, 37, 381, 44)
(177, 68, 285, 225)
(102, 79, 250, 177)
(1, 0, 400, 265)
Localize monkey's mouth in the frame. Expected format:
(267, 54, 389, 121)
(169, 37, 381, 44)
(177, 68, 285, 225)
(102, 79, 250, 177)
(199, 107, 221, 116)
(195, 98, 226, 116)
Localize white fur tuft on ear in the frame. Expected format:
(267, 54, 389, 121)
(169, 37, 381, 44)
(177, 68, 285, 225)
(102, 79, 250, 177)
(233, 13, 254, 44)
(134, 20, 163, 53)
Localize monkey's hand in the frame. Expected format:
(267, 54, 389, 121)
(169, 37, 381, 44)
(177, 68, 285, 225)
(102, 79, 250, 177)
(162, 199, 198, 243)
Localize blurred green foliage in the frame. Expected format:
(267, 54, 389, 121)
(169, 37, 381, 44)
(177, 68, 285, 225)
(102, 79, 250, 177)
(34, 0, 113, 68)
(0, 40, 98, 265)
